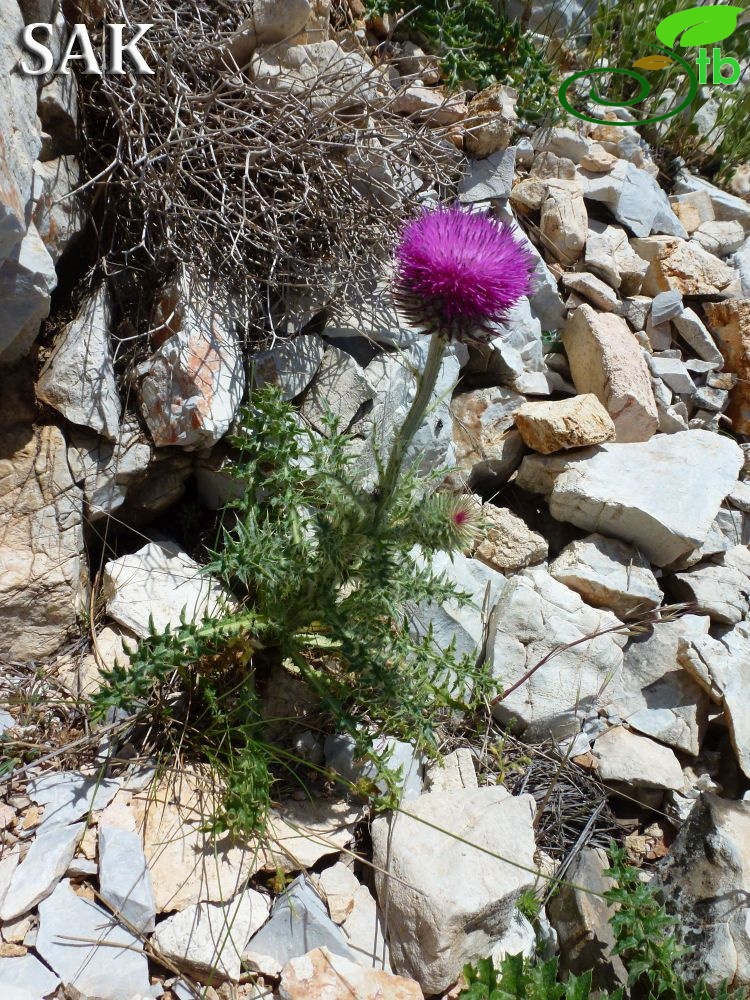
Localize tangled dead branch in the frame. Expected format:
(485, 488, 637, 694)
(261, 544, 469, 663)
(75, 0, 463, 349)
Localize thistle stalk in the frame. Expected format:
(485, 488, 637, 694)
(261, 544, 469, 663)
(374, 331, 448, 522)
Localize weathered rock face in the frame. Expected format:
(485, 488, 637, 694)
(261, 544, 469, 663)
(514, 394, 615, 454)
(549, 534, 661, 620)
(37, 285, 121, 439)
(0, 222, 57, 363)
(562, 305, 658, 442)
(516, 430, 743, 566)
(102, 540, 227, 639)
(31, 156, 84, 264)
(658, 794, 750, 989)
(0, 3, 41, 261)
(704, 299, 750, 434)
(251, 41, 382, 110)
(594, 726, 683, 790)
(633, 236, 737, 296)
(451, 387, 525, 490)
(472, 503, 548, 573)
(222, 0, 313, 68)
(372, 786, 536, 995)
(540, 179, 587, 264)
(279, 947, 423, 1000)
(605, 615, 710, 756)
(679, 620, 750, 778)
(581, 158, 686, 238)
(139, 267, 246, 449)
(464, 84, 517, 159)
(489, 566, 626, 739)
(0, 415, 87, 660)
(547, 848, 627, 989)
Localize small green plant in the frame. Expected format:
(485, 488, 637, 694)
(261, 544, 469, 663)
(461, 844, 749, 1000)
(516, 888, 543, 923)
(461, 953, 602, 1000)
(366, 0, 560, 121)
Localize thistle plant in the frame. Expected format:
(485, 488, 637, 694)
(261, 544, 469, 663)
(92, 204, 533, 838)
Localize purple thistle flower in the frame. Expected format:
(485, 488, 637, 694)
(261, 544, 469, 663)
(393, 204, 535, 343)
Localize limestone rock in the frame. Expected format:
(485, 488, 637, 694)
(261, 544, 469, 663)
(102, 540, 228, 639)
(300, 344, 373, 434)
(514, 394, 615, 454)
(99, 825, 156, 933)
(581, 159, 686, 238)
(0, 823, 82, 922)
(594, 726, 683, 790)
(679, 621, 750, 777)
(0, 3, 40, 260)
(222, 0, 313, 68)
(550, 534, 661, 619)
(244, 876, 353, 977)
(658, 794, 750, 989)
(673, 170, 750, 230)
(633, 236, 737, 297)
(548, 849, 627, 989)
(692, 220, 745, 257)
(472, 504, 548, 573)
(130, 769, 266, 912)
(464, 84, 517, 159)
(0, 222, 57, 362)
(672, 307, 724, 366)
(0, 955, 59, 999)
(516, 431, 743, 566)
(540, 179, 587, 263)
(670, 189, 715, 232)
(264, 799, 362, 872)
(250, 333, 326, 400)
(451, 387, 525, 490)
(562, 304, 658, 442)
(251, 41, 382, 111)
(604, 615, 710, 756)
(31, 156, 85, 263)
(152, 889, 270, 982)
(668, 558, 750, 625)
(458, 148, 516, 203)
(704, 299, 750, 434)
(37, 880, 152, 1000)
(139, 266, 246, 449)
(28, 771, 120, 831)
(37, 285, 121, 439)
(372, 786, 536, 995)
(489, 566, 626, 739)
(279, 947, 422, 1000)
(67, 418, 152, 521)
(0, 422, 87, 660)
(312, 863, 360, 925)
(561, 271, 619, 311)
(392, 85, 467, 125)
(339, 882, 392, 971)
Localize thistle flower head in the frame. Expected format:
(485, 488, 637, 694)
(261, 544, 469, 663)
(410, 492, 484, 553)
(394, 204, 535, 343)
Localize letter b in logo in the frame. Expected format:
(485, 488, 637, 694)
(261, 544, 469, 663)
(710, 46, 741, 84)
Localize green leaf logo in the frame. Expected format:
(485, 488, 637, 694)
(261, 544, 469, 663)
(656, 5, 742, 48)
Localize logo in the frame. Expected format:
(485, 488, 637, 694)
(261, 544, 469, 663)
(20, 22, 154, 76)
(559, 4, 744, 126)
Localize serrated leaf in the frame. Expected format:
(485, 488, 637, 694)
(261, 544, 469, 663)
(655, 5, 742, 48)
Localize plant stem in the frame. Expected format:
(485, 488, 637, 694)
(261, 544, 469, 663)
(373, 331, 448, 523)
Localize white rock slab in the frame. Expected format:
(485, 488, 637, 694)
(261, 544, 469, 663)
(0, 954, 60, 998)
(28, 771, 120, 831)
(516, 430, 743, 566)
(102, 540, 228, 638)
(594, 726, 683, 790)
(152, 888, 270, 982)
(372, 786, 536, 995)
(0, 823, 82, 921)
(250, 333, 326, 400)
(278, 947, 422, 1000)
(0, 222, 57, 362)
(490, 566, 626, 740)
(37, 285, 121, 440)
(99, 825, 156, 933)
(36, 879, 153, 1000)
(341, 883, 392, 972)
